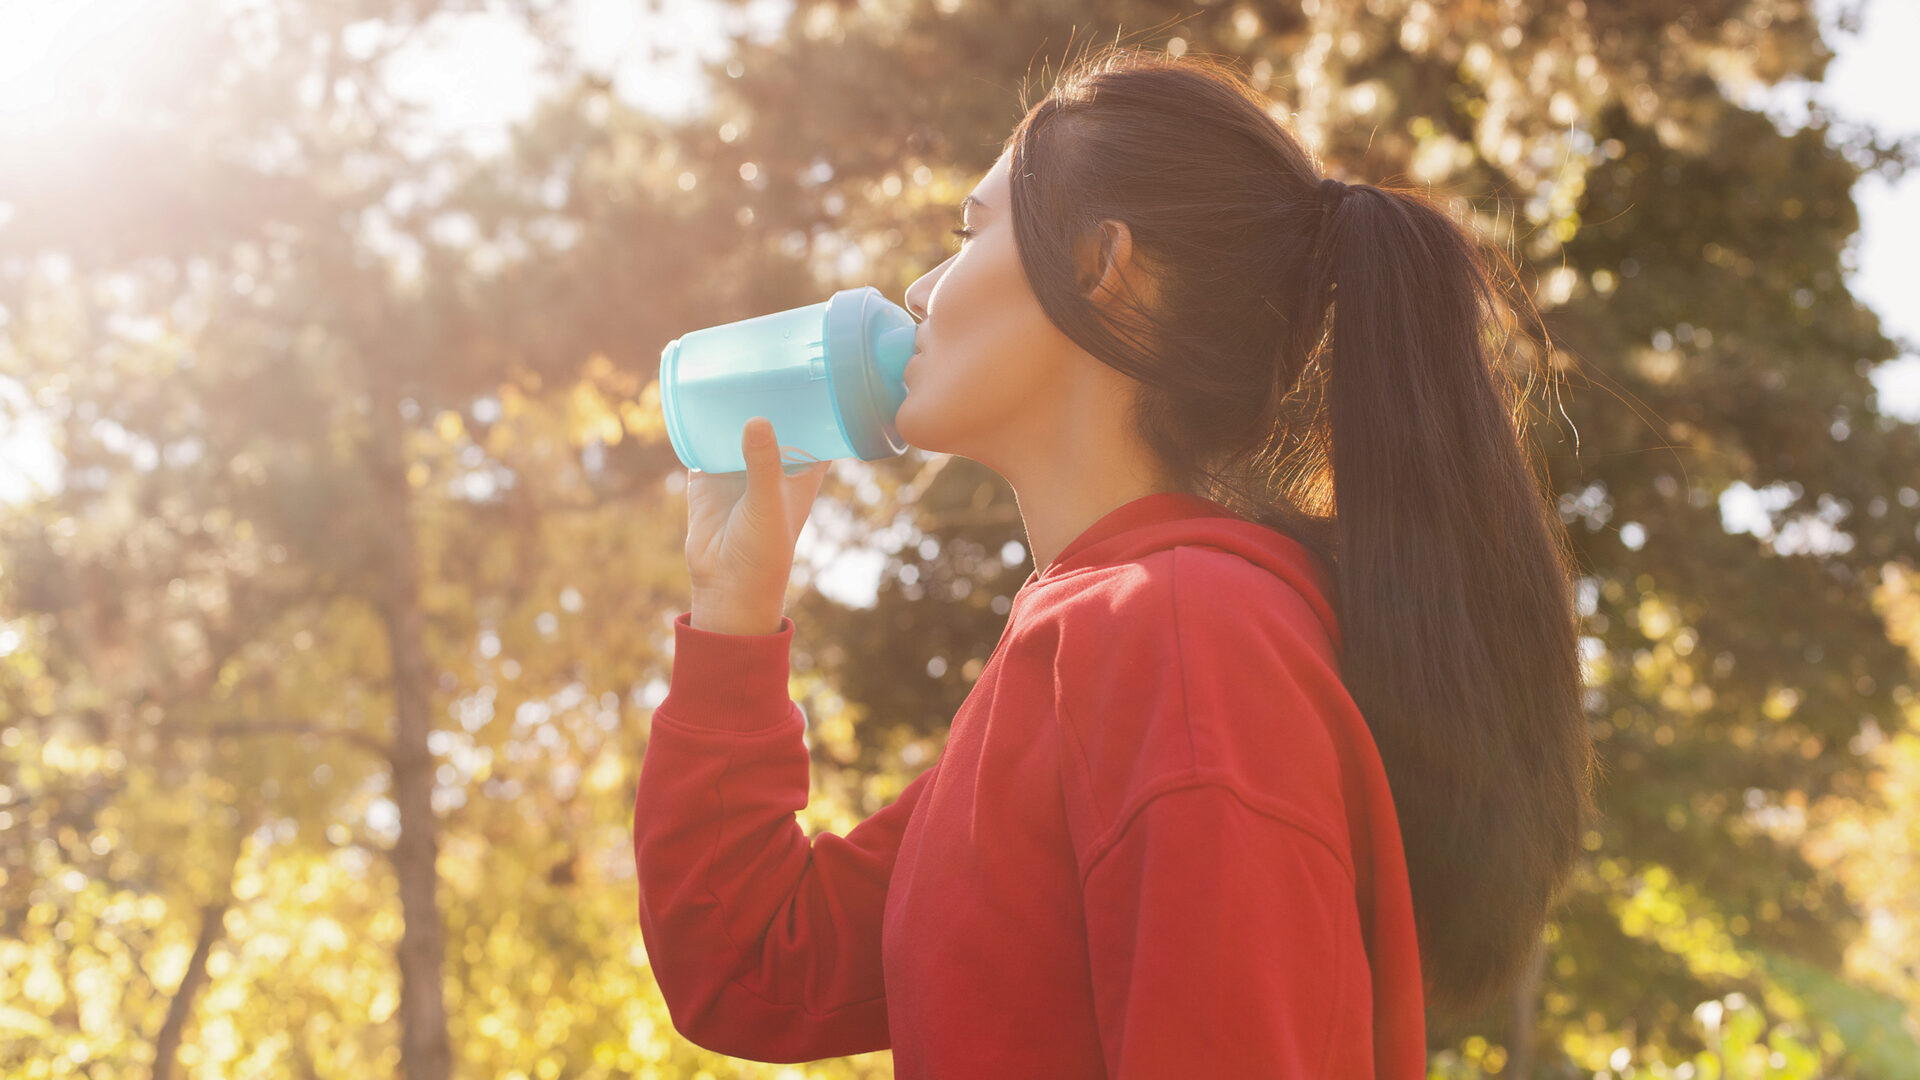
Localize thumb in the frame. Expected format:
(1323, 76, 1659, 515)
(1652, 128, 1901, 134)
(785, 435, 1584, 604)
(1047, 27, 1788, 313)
(741, 417, 785, 520)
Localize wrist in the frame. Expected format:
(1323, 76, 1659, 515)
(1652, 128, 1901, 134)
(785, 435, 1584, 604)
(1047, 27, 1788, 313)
(691, 612, 784, 635)
(690, 596, 785, 636)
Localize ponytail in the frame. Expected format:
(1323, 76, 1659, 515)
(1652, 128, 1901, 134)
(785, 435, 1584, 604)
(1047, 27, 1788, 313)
(1304, 181, 1597, 1021)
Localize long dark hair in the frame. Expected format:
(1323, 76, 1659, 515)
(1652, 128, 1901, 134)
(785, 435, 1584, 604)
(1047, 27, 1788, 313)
(1004, 44, 1597, 1022)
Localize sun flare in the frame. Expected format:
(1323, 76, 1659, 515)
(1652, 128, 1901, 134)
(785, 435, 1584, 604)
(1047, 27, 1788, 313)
(0, 0, 174, 128)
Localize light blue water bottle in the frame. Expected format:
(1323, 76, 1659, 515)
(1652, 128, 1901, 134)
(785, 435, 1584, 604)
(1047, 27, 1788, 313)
(658, 286, 918, 474)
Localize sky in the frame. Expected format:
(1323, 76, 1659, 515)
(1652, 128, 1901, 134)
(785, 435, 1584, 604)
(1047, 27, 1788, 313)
(0, 0, 1915, 602)
(1750, 0, 1920, 419)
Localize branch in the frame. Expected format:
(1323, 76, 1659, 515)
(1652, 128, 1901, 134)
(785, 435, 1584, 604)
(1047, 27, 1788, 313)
(327, 818, 393, 858)
(204, 721, 391, 757)
(151, 806, 256, 1080)
(895, 453, 955, 510)
(151, 897, 230, 1080)
(912, 505, 1024, 534)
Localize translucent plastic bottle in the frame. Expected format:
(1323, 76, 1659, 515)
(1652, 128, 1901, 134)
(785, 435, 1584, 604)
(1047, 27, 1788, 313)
(658, 286, 918, 474)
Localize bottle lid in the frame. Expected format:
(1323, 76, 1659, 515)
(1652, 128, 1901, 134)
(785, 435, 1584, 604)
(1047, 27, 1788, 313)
(825, 286, 918, 461)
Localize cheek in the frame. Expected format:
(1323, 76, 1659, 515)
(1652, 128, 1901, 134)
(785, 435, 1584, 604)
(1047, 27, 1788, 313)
(944, 245, 1047, 367)
(901, 241, 1062, 438)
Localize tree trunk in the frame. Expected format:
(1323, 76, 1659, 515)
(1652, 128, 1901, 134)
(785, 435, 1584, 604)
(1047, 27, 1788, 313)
(1506, 929, 1550, 1078)
(368, 375, 453, 1080)
(151, 898, 229, 1080)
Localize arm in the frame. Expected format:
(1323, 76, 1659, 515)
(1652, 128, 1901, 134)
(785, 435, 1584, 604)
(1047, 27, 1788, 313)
(634, 611, 930, 1063)
(1079, 782, 1367, 1078)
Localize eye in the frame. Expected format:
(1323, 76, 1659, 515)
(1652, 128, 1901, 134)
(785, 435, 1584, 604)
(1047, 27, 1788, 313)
(950, 226, 976, 245)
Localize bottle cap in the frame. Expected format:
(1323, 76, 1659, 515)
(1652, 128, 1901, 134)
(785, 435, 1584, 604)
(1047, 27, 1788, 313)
(825, 286, 917, 460)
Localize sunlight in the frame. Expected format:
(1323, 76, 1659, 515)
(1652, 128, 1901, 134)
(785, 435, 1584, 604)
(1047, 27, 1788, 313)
(0, 0, 169, 128)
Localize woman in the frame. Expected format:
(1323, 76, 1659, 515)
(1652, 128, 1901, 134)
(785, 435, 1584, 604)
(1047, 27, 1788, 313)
(635, 44, 1596, 1078)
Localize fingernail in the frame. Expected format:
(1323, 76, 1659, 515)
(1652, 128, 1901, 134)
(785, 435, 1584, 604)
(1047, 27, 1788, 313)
(750, 420, 772, 446)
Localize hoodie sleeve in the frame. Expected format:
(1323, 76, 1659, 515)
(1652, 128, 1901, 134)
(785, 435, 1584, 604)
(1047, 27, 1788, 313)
(633, 612, 929, 1063)
(1079, 781, 1363, 1078)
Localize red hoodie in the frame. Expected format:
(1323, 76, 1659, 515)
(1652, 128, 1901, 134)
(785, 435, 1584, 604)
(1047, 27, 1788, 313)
(634, 491, 1426, 1077)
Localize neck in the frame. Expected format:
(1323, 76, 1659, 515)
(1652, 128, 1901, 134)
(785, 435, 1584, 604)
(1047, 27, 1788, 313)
(1001, 385, 1178, 575)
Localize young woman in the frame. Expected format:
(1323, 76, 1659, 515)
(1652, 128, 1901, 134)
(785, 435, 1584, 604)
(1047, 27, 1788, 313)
(635, 45, 1595, 1078)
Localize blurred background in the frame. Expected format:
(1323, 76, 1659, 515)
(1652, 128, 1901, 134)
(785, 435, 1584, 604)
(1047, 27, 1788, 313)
(2, 0, 1918, 1077)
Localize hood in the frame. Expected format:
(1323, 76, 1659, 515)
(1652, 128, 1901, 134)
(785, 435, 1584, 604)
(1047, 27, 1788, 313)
(1020, 491, 1341, 651)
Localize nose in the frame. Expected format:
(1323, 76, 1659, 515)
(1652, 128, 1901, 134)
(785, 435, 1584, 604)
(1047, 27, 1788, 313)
(904, 258, 947, 322)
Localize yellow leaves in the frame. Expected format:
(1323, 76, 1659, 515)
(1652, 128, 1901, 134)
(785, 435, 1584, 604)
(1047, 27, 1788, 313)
(162, 849, 408, 1072)
(199, 1013, 244, 1069)
(302, 916, 347, 957)
(495, 381, 529, 418)
(232, 867, 263, 901)
(1454, 1035, 1508, 1074)
(369, 908, 403, 943)
(1638, 595, 1676, 640)
(1762, 685, 1804, 721)
(20, 955, 66, 1008)
(1873, 562, 1920, 660)
(1606, 858, 1755, 981)
(570, 380, 626, 447)
(560, 354, 665, 451)
(216, 656, 245, 694)
(813, 711, 858, 762)
(584, 752, 623, 793)
(626, 380, 668, 444)
(36, 734, 120, 777)
(0, 1003, 50, 1038)
(583, 352, 638, 397)
(1800, 729, 1920, 1018)
(476, 1013, 507, 1039)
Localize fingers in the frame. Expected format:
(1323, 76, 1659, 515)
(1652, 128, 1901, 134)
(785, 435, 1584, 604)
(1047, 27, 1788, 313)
(791, 456, 830, 501)
(779, 445, 828, 477)
(743, 417, 833, 531)
(790, 460, 832, 534)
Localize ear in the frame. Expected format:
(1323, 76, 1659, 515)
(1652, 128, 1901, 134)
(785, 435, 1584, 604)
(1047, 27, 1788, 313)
(1073, 218, 1151, 311)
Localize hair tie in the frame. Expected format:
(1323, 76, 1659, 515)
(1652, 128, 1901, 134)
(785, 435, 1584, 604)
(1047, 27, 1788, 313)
(1317, 177, 1350, 213)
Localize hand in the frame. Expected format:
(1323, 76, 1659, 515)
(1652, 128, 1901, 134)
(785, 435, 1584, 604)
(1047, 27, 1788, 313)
(684, 417, 833, 634)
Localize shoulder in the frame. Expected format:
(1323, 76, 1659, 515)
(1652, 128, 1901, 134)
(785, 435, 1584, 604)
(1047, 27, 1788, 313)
(1035, 547, 1355, 858)
(1037, 545, 1335, 668)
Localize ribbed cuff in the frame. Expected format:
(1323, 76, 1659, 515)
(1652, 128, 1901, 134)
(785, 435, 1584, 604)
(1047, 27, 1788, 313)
(655, 611, 798, 734)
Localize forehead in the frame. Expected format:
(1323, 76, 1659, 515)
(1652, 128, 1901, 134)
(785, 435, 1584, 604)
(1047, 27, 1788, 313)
(967, 153, 1012, 204)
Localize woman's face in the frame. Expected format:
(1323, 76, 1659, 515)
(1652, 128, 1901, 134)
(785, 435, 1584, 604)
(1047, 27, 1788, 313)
(898, 148, 1086, 473)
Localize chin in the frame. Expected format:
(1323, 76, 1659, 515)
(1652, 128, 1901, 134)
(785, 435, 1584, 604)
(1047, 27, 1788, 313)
(894, 394, 933, 452)
(895, 392, 955, 459)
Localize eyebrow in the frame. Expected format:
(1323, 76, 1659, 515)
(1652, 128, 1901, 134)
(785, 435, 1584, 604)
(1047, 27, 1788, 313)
(960, 195, 989, 214)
